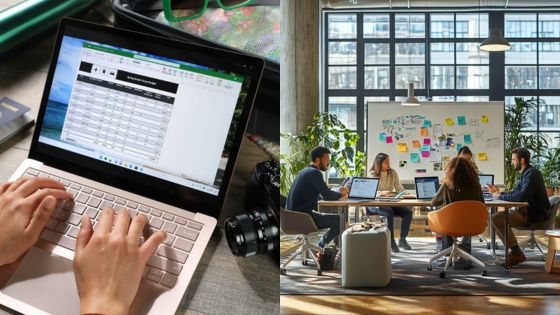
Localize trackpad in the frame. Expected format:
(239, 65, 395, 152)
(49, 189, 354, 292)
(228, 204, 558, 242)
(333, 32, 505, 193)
(3, 247, 79, 315)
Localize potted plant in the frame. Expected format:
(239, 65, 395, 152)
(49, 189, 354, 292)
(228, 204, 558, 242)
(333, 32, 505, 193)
(280, 112, 366, 196)
(504, 97, 549, 190)
(539, 147, 560, 197)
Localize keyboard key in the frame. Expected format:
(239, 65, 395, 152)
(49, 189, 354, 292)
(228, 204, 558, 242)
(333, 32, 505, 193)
(173, 237, 194, 253)
(187, 221, 203, 231)
(150, 209, 162, 217)
(160, 273, 178, 288)
(163, 222, 177, 234)
(68, 213, 82, 226)
(176, 226, 199, 242)
(126, 202, 138, 209)
(72, 204, 86, 215)
(114, 204, 125, 213)
(99, 200, 113, 210)
(162, 213, 174, 221)
(67, 189, 79, 198)
(92, 190, 104, 198)
(103, 194, 115, 202)
(115, 198, 126, 205)
(70, 183, 82, 190)
(40, 230, 76, 251)
(146, 256, 182, 275)
(60, 199, 75, 211)
(75, 193, 89, 204)
(149, 217, 163, 229)
(26, 169, 39, 176)
(174, 216, 187, 225)
(84, 207, 98, 220)
(60, 179, 71, 187)
(130, 209, 138, 218)
(163, 234, 175, 246)
(68, 226, 80, 238)
(87, 197, 102, 208)
(157, 246, 188, 264)
(54, 209, 71, 221)
(138, 205, 150, 213)
(81, 187, 93, 194)
(55, 222, 70, 234)
(146, 268, 163, 283)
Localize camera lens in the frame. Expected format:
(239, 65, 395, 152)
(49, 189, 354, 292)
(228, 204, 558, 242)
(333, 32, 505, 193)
(225, 207, 279, 257)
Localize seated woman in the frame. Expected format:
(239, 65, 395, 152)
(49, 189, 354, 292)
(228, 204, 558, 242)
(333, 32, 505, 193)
(367, 153, 413, 252)
(457, 146, 480, 174)
(431, 157, 484, 267)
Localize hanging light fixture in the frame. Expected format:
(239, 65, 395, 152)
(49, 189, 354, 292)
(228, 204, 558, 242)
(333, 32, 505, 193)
(401, 82, 421, 106)
(478, 0, 511, 52)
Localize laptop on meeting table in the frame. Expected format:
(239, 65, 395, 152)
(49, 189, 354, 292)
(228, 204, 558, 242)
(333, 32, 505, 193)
(415, 176, 440, 200)
(479, 174, 495, 201)
(346, 177, 380, 201)
(0, 18, 264, 315)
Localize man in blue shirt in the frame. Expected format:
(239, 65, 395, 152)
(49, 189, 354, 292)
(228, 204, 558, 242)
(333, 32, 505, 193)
(488, 147, 551, 267)
(286, 146, 349, 248)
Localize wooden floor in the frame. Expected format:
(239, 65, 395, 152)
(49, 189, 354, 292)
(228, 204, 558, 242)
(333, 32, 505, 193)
(281, 211, 560, 314)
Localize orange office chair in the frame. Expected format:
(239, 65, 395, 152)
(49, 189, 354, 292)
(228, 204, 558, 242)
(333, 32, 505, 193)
(427, 200, 488, 278)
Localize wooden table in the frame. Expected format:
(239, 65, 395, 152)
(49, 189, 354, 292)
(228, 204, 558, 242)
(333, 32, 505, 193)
(318, 198, 528, 272)
(0, 1, 278, 314)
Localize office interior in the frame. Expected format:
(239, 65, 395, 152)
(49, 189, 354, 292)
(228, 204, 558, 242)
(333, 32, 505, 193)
(280, 0, 560, 314)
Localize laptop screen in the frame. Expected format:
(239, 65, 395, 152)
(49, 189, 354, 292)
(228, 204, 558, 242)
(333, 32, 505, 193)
(415, 176, 440, 199)
(30, 19, 264, 217)
(479, 174, 494, 191)
(349, 177, 379, 199)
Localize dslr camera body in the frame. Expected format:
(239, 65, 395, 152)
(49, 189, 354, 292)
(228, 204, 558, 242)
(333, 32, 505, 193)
(225, 160, 279, 257)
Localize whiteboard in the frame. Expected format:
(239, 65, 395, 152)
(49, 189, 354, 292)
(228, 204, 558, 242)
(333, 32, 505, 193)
(367, 102, 504, 185)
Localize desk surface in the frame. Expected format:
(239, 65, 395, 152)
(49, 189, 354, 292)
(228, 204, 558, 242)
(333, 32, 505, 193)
(0, 1, 279, 314)
(318, 199, 529, 208)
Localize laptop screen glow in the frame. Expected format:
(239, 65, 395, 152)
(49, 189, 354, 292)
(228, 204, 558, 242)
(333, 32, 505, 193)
(349, 178, 379, 199)
(479, 175, 494, 191)
(415, 177, 439, 199)
(38, 36, 248, 196)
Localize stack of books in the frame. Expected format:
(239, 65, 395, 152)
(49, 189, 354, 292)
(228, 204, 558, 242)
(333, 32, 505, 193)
(0, 97, 35, 145)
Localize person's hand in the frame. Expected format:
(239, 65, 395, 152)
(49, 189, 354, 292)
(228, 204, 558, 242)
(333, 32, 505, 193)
(338, 186, 349, 198)
(74, 208, 166, 315)
(487, 184, 500, 193)
(0, 177, 73, 266)
(378, 191, 396, 197)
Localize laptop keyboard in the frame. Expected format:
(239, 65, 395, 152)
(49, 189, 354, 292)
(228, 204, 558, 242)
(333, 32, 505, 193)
(23, 168, 204, 289)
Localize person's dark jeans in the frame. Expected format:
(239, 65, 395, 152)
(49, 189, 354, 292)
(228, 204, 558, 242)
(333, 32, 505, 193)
(366, 206, 413, 240)
(443, 235, 471, 253)
(310, 211, 340, 246)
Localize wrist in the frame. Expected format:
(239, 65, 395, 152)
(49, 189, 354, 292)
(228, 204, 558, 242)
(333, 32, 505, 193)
(80, 295, 129, 315)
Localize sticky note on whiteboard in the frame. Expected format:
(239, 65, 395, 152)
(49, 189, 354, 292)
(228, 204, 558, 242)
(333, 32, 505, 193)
(412, 140, 421, 148)
(445, 118, 454, 126)
(398, 143, 408, 152)
(410, 153, 420, 163)
(379, 133, 387, 142)
(481, 115, 489, 123)
(420, 127, 429, 137)
(386, 135, 393, 144)
(457, 116, 466, 126)
(464, 134, 472, 144)
(477, 152, 488, 161)
(423, 138, 431, 145)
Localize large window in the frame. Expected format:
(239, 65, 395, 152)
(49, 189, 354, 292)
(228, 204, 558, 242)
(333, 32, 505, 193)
(323, 11, 560, 177)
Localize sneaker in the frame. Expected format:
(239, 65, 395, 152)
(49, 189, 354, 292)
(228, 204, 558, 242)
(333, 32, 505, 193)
(501, 252, 526, 268)
(398, 238, 412, 250)
(391, 239, 400, 253)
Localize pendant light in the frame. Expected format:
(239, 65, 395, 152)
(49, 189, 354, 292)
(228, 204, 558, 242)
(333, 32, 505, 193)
(478, 0, 511, 52)
(401, 82, 421, 106)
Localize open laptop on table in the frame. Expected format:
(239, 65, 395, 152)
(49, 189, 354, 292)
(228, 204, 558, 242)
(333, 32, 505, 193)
(479, 174, 495, 201)
(414, 176, 440, 200)
(346, 177, 379, 202)
(0, 18, 263, 315)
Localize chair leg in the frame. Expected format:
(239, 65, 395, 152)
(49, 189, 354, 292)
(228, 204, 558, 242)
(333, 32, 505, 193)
(429, 246, 453, 264)
(443, 247, 454, 272)
(282, 246, 303, 270)
(307, 247, 321, 269)
(456, 247, 486, 271)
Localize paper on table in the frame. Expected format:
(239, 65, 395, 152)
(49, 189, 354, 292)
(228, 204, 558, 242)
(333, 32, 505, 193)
(477, 152, 488, 161)
(398, 143, 408, 152)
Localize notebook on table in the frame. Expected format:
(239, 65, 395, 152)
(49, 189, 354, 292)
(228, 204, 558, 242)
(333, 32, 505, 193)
(0, 18, 263, 315)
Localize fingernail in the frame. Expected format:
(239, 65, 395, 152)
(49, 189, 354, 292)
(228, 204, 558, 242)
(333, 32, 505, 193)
(46, 197, 57, 211)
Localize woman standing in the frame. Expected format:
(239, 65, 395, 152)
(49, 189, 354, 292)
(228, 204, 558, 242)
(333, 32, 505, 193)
(367, 153, 413, 252)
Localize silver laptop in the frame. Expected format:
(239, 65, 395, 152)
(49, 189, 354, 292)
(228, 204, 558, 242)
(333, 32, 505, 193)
(479, 174, 495, 201)
(414, 176, 440, 200)
(0, 19, 263, 315)
(347, 177, 380, 201)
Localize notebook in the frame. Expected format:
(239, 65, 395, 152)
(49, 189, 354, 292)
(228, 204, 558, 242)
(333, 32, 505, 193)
(0, 18, 263, 315)
(414, 176, 440, 200)
(347, 177, 380, 201)
(479, 174, 495, 201)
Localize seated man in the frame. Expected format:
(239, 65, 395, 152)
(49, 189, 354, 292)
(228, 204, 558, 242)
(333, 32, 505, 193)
(286, 146, 348, 249)
(488, 147, 551, 267)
